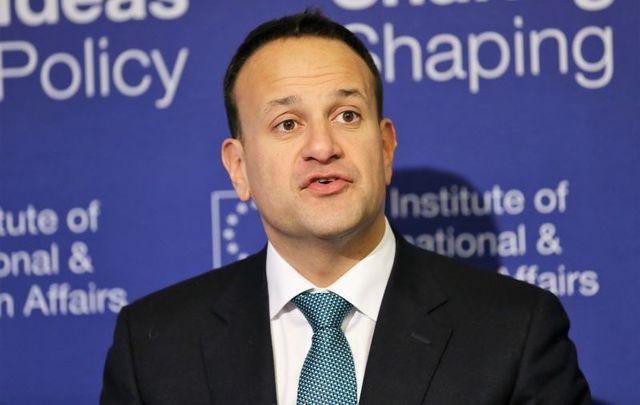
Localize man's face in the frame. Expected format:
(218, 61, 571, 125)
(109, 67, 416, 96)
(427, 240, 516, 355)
(222, 37, 396, 246)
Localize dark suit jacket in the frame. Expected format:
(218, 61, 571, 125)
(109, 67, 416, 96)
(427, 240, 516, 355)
(101, 236, 591, 404)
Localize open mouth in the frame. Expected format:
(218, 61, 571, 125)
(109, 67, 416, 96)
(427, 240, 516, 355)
(302, 173, 351, 191)
(316, 177, 337, 185)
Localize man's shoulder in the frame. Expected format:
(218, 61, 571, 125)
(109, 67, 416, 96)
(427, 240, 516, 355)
(396, 239, 571, 350)
(120, 249, 266, 325)
(397, 238, 553, 312)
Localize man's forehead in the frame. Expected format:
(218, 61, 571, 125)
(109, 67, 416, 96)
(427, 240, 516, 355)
(235, 36, 375, 105)
(244, 36, 364, 67)
(263, 89, 368, 112)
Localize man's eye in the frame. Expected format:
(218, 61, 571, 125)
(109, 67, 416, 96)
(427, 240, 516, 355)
(276, 119, 297, 132)
(336, 111, 360, 124)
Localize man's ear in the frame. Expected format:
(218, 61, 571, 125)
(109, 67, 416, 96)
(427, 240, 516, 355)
(380, 118, 397, 185)
(221, 138, 251, 201)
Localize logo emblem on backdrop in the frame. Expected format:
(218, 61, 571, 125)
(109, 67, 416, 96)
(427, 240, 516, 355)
(210, 190, 265, 268)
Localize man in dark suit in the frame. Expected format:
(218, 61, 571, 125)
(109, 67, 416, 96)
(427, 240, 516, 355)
(101, 11, 591, 404)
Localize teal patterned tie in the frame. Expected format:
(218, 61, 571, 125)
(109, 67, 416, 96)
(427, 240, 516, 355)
(292, 291, 358, 405)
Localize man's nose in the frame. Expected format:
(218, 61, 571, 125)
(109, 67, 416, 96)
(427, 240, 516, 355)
(300, 121, 343, 163)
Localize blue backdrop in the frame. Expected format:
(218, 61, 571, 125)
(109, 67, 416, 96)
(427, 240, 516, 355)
(1, 0, 638, 403)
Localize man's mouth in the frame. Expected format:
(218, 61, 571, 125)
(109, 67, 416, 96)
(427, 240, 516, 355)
(302, 173, 352, 193)
(316, 177, 337, 185)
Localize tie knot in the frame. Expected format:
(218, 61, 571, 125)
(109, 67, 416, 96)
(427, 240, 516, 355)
(292, 291, 352, 332)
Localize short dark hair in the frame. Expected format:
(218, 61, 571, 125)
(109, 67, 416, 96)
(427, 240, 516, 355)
(223, 9, 383, 139)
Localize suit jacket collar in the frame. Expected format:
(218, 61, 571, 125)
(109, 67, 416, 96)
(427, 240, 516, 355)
(359, 235, 452, 405)
(200, 234, 451, 405)
(200, 249, 278, 404)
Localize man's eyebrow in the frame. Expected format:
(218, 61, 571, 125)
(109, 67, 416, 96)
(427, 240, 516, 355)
(264, 95, 300, 113)
(335, 88, 366, 100)
(262, 89, 366, 114)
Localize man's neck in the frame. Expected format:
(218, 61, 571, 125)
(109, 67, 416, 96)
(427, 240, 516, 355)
(266, 217, 387, 288)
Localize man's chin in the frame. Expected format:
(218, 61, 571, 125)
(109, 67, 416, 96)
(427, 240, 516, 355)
(304, 214, 381, 243)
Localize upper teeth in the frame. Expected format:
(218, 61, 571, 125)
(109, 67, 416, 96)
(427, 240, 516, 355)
(318, 178, 335, 184)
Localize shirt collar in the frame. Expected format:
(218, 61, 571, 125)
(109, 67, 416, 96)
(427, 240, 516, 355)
(266, 219, 396, 322)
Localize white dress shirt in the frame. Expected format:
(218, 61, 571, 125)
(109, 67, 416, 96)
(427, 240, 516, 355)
(266, 219, 396, 405)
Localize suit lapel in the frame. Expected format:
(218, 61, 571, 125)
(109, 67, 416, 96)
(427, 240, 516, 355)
(360, 237, 452, 405)
(196, 237, 451, 404)
(200, 249, 277, 404)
